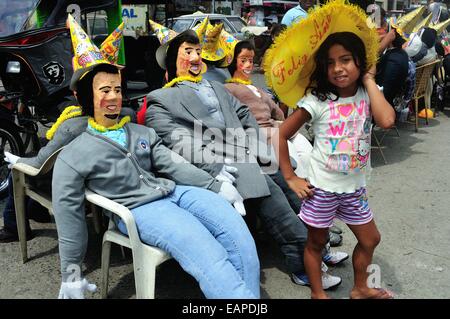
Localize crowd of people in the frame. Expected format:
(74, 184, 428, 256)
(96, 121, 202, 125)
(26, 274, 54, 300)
(2, 0, 447, 299)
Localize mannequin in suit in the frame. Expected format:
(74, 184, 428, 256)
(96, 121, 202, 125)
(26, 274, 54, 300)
(146, 30, 343, 289)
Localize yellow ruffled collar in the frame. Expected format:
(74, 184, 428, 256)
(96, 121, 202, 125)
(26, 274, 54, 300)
(46, 105, 83, 140)
(88, 116, 130, 133)
(225, 77, 252, 85)
(163, 75, 202, 88)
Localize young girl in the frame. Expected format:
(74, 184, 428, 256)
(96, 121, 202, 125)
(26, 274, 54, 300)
(278, 31, 395, 299)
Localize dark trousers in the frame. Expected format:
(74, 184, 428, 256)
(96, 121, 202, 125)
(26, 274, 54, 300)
(244, 174, 307, 274)
(2, 174, 32, 233)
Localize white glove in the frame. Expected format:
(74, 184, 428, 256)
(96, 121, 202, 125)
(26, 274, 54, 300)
(58, 278, 97, 299)
(216, 165, 238, 184)
(218, 182, 246, 216)
(3, 151, 20, 169)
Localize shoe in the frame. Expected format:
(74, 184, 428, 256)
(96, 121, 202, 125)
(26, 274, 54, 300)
(291, 270, 342, 290)
(329, 224, 342, 234)
(0, 227, 34, 243)
(323, 250, 349, 266)
(329, 231, 342, 247)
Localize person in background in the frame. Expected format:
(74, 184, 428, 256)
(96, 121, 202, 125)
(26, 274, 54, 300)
(281, 0, 315, 27)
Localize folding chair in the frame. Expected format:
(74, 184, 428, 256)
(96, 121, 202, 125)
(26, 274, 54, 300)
(411, 60, 440, 132)
(85, 190, 172, 299)
(371, 124, 388, 164)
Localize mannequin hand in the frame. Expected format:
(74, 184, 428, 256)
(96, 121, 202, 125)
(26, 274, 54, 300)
(58, 278, 97, 299)
(216, 165, 238, 184)
(3, 151, 20, 169)
(218, 182, 246, 216)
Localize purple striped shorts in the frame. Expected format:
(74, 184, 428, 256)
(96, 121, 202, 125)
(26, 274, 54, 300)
(299, 187, 373, 228)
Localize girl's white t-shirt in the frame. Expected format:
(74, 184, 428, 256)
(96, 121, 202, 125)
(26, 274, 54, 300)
(298, 87, 372, 193)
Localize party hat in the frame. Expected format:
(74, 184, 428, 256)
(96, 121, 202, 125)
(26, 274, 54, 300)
(393, 6, 426, 35)
(193, 16, 209, 43)
(201, 23, 225, 62)
(218, 29, 238, 67)
(68, 14, 108, 72)
(68, 14, 124, 90)
(149, 19, 178, 45)
(430, 17, 450, 34)
(412, 13, 432, 34)
(100, 22, 124, 64)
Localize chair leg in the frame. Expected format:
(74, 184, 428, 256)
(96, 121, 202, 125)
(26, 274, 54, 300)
(394, 125, 400, 137)
(12, 171, 28, 263)
(101, 240, 112, 299)
(372, 130, 387, 164)
(415, 100, 419, 132)
(133, 251, 157, 299)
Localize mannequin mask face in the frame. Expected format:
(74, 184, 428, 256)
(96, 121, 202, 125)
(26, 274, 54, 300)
(92, 71, 122, 127)
(234, 48, 254, 80)
(176, 42, 202, 77)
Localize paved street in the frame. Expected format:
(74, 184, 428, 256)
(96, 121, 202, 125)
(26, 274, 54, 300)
(1, 76, 450, 299)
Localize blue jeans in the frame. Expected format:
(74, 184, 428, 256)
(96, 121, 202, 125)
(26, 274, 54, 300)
(118, 185, 260, 299)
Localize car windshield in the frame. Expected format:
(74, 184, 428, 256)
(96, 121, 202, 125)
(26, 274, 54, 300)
(227, 17, 247, 32)
(0, 0, 40, 37)
(171, 19, 193, 33)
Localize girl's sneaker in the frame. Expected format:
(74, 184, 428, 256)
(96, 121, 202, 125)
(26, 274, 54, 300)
(323, 251, 349, 266)
(291, 270, 342, 290)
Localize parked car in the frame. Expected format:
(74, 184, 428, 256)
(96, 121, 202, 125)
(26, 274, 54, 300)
(167, 13, 248, 40)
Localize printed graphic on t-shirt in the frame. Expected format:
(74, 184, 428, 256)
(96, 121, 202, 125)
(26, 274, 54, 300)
(324, 98, 371, 173)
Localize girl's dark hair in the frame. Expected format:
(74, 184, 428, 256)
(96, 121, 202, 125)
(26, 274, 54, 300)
(227, 40, 255, 76)
(306, 32, 367, 101)
(75, 64, 120, 116)
(166, 32, 200, 81)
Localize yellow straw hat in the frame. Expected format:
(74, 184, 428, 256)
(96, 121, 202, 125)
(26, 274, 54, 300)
(68, 14, 124, 90)
(264, 0, 379, 108)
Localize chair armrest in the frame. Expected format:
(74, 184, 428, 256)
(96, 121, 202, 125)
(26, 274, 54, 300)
(85, 189, 142, 249)
(12, 162, 40, 176)
(12, 147, 63, 177)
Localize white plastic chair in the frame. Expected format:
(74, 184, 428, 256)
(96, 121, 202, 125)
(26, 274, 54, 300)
(11, 148, 63, 263)
(85, 190, 172, 299)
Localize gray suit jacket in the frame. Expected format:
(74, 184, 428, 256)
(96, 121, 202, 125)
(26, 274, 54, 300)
(146, 80, 274, 199)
